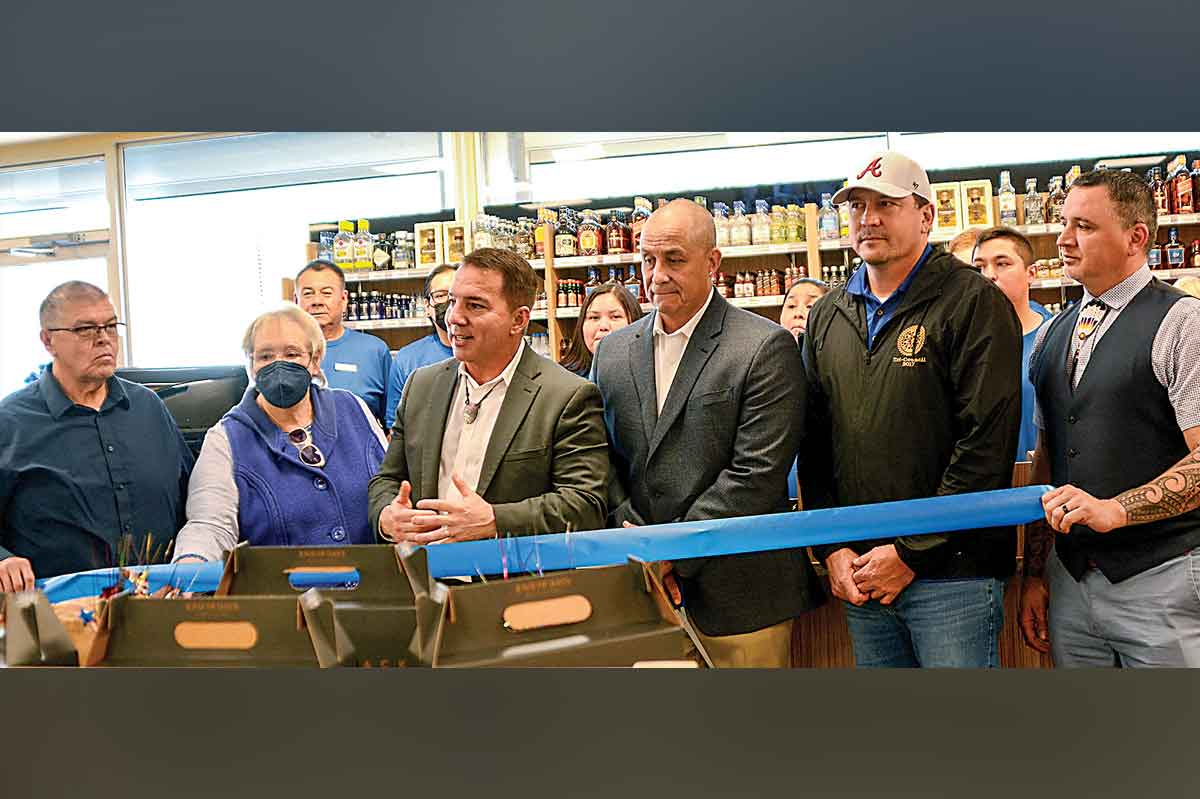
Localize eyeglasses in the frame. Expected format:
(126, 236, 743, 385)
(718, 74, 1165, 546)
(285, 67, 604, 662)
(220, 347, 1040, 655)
(46, 321, 126, 341)
(253, 349, 311, 365)
(428, 289, 450, 303)
(287, 428, 326, 468)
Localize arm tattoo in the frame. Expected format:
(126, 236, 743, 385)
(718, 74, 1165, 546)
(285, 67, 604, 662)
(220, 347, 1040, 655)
(1023, 519, 1054, 578)
(1115, 446, 1200, 525)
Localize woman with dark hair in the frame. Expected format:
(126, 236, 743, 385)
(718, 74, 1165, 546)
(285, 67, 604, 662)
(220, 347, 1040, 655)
(779, 277, 829, 343)
(560, 282, 644, 378)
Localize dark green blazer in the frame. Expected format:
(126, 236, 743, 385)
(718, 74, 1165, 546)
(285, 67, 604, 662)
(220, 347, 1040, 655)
(367, 345, 609, 537)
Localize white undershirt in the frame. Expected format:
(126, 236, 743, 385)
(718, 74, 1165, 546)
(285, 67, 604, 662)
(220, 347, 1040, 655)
(437, 340, 526, 501)
(652, 288, 714, 414)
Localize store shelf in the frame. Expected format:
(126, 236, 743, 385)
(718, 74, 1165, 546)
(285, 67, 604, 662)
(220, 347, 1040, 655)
(344, 268, 437, 283)
(532, 294, 784, 322)
(345, 318, 429, 331)
(1031, 267, 1200, 290)
(530, 241, 808, 270)
(1158, 213, 1200, 226)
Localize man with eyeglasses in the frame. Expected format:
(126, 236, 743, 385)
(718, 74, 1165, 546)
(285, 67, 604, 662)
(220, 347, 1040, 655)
(383, 263, 457, 430)
(295, 259, 393, 425)
(0, 281, 194, 588)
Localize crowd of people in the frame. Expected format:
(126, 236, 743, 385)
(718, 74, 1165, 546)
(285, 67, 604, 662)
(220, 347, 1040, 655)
(2, 151, 1199, 668)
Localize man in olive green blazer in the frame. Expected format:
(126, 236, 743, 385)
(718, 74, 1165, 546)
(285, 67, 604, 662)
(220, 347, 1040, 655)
(368, 248, 608, 542)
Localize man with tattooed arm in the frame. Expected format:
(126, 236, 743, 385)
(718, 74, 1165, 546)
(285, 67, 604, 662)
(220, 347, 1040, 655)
(1021, 169, 1200, 667)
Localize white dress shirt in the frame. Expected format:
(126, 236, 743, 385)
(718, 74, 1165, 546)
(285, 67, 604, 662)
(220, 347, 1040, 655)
(437, 340, 526, 501)
(653, 288, 715, 414)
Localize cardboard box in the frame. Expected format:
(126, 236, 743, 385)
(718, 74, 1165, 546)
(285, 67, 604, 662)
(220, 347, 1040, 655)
(399, 548, 693, 668)
(0, 591, 79, 667)
(299, 590, 417, 668)
(83, 593, 320, 667)
(216, 543, 414, 604)
(414, 222, 445, 269)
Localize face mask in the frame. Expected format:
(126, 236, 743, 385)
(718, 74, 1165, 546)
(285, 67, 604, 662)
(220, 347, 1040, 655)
(254, 359, 313, 408)
(432, 300, 451, 332)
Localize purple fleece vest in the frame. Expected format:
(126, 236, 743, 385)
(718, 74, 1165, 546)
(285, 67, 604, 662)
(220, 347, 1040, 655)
(223, 385, 384, 547)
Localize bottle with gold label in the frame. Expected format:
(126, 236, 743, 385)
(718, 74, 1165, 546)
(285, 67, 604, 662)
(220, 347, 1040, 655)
(332, 220, 355, 270)
(353, 219, 373, 271)
(578, 210, 604, 256)
(1046, 177, 1066, 225)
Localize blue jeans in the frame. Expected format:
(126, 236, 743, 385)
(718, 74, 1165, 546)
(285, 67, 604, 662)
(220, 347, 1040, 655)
(842, 577, 1005, 668)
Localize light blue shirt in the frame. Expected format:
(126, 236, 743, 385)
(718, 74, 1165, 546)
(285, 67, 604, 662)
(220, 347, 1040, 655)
(322, 328, 393, 424)
(384, 332, 453, 429)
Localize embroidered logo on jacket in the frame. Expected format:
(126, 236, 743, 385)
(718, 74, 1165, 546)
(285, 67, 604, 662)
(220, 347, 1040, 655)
(893, 324, 928, 367)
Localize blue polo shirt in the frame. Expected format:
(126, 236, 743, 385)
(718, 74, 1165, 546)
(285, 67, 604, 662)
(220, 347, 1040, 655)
(846, 244, 934, 349)
(384, 332, 453, 429)
(322, 327, 393, 424)
(1017, 302, 1054, 461)
(0, 368, 194, 578)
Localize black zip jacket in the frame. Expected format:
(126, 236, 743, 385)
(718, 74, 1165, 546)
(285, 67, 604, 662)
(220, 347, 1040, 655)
(800, 248, 1022, 578)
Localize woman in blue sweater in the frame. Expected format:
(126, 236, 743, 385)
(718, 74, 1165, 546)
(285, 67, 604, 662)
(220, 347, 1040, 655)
(174, 304, 386, 563)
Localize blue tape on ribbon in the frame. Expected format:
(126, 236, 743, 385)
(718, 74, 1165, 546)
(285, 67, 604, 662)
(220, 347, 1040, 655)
(423, 486, 1052, 579)
(286, 570, 362, 590)
(34, 486, 1050, 601)
(35, 561, 225, 604)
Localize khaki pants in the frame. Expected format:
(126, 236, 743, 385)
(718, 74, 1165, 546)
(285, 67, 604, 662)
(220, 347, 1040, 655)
(685, 617, 794, 668)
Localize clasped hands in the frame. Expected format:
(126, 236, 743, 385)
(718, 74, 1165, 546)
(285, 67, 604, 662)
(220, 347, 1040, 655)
(826, 545, 915, 606)
(379, 474, 497, 544)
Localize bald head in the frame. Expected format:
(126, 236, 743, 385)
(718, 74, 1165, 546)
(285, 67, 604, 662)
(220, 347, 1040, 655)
(643, 198, 717, 254)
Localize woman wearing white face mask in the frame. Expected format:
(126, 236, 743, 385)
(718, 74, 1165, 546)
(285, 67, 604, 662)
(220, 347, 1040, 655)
(174, 304, 387, 563)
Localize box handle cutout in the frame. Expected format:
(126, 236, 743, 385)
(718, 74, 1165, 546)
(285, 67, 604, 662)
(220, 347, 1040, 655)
(285, 567, 361, 591)
(502, 594, 592, 632)
(174, 621, 259, 649)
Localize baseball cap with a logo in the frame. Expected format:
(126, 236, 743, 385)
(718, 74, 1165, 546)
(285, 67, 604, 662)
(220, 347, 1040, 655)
(832, 151, 931, 205)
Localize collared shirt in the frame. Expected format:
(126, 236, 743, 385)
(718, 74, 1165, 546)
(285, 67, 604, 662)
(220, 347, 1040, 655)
(846, 243, 934, 349)
(0, 368, 194, 577)
(321, 327, 393, 424)
(1031, 264, 1200, 431)
(652, 287, 715, 414)
(384, 332, 453, 429)
(437, 340, 526, 501)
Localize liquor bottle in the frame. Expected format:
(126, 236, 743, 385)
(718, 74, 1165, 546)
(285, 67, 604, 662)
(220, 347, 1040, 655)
(624, 264, 642, 302)
(837, 182, 851, 239)
(751, 200, 771, 245)
(818, 193, 839, 241)
(997, 172, 1018, 226)
(606, 210, 631, 254)
(1023, 178, 1045, 225)
(1150, 168, 1170, 217)
(578, 210, 604, 256)
(1046, 177, 1066, 225)
(1148, 239, 1163, 270)
(1174, 161, 1195, 215)
(345, 291, 358, 321)
(693, 195, 707, 209)
(471, 213, 494, 250)
(555, 207, 579, 257)
(713, 204, 731, 247)
(1065, 165, 1082, 189)
(630, 197, 652, 251)
(515, 218, 535, 259)
(332, 220, 355, 270)
(1191, 239, 1200, 268)
(372, 230, 393, 271)
(352, 220, 373, 272)
(1165, 227, 1186, 269)
(730, 201, 752, 246)
(585, 267, 600, 296)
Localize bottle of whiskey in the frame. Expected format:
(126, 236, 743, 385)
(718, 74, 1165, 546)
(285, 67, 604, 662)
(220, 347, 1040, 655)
(998, 171, 1018, 226)
(1150, 168, 1170, 217)
(837, 182, 851, 239)
(1046, 177, 1066, 225)
(1165, 227, 1186, 270)
(1191, 239, 1200, 268)
(1148, 239, 1163, 270)
(1174, 162, 1195, 215)
(1023, 178, 1044, 225)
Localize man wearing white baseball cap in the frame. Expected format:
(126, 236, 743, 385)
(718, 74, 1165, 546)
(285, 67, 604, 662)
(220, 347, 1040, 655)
(799, 151, 1024, 667)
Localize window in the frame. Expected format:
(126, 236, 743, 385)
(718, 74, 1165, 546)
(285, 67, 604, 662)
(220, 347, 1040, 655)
(0, 157, 112, 396)
(122, 133, 455, 367)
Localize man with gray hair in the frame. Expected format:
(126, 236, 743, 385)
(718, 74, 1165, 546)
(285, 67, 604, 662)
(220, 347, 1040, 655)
(0, 281, 193, 588)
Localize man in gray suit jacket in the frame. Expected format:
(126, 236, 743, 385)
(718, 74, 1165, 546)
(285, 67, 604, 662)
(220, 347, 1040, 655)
(368, 248, 608, 543)
(593, 200, 824, 667)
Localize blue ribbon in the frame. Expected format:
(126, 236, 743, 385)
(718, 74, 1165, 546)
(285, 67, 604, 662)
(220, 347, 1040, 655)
(424, 485, 1051, 578)
(35, 486, 1050, 602)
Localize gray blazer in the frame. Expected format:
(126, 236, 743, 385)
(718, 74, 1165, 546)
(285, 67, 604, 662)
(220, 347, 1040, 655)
(593, 291, 824, 636)
(367, 346, 609, 538)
